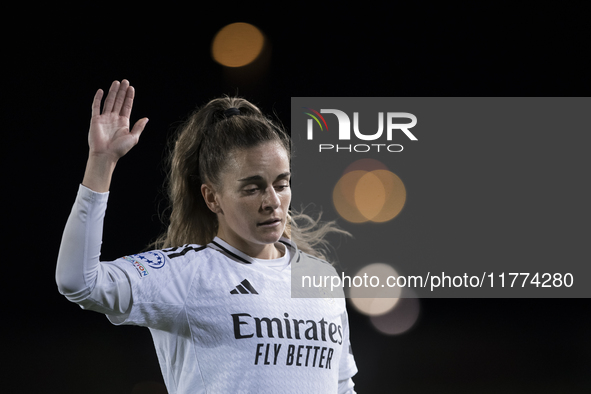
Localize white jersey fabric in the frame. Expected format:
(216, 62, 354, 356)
(56, 185, 357, 394)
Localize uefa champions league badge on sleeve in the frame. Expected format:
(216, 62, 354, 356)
(124, 256, 149, 278)
(130, 251, 166, 269)
(124, 251, 166, 278)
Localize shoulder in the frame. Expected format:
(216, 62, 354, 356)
(291, 251, 346, 299)
(282, 237, 334, 268)
(120, 244, 210, 279)
(297, 250, 333, 267)
(293, 250, 340, 277)
(160, 244, 209, 260)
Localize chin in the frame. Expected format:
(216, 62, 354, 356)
(259, 234, 283, 245)
(255, 229, 285, 245)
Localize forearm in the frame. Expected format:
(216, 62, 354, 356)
(56, 184, 133, 315)
(56, 185, 131, 315)
(56, 184, 109, 300)
(82, 154, 118, 193)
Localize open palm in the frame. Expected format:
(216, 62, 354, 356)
(89, 80, 148, 160)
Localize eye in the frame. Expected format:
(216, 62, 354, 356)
(244, 187, 260, 194)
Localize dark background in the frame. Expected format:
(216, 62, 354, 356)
(4, 4, 589, 393)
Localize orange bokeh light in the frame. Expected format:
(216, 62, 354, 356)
(333, 161, 406, 223)
(211, 23, 265, 67)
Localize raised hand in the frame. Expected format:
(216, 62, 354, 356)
(83, 80, 149, 192)
(89, 80, 148, 161)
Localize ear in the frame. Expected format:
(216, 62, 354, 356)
(201, 183, 222, 214)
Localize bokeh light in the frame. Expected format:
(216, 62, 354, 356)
(333, 160, 406, 223)
(333, 170, 372, 223)
(348, 263, 421, 335)
(365, 170, 406, 223)
(342, 158, 389, 173)
(369, 289, 421, 335)
(355, 171, 386, 220)
(349, 263, 401, 316)
(350, 296, 399, 317)
(211, 23, 265, 67)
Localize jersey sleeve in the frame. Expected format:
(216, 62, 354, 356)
(338, 306, 358, 393)
(56, 184, 133, 316)
(104, 247, 197, 330)
(55, 184, 195, 330)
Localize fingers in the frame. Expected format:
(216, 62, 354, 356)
(130, 117, 149, 138)
(91, 89, 103, 118)
(102, 80, 120, 114)
(112, 79, 130, 115)
(94, 79, 142, 120)
(120, 85, 135, 119)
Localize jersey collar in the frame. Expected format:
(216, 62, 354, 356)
(208, 236, 299, 266)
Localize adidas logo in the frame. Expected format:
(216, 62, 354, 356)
(230, 279, 259, 295)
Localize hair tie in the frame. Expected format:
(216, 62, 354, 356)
(224, 107, 241, 118)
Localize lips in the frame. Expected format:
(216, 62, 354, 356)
(258, 218, 281, 226)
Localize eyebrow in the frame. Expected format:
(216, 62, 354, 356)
(237, 172, 291, 182)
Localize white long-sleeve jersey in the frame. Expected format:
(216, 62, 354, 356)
(56, 185, 357, 394)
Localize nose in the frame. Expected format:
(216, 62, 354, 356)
(261, 186, 280, 210)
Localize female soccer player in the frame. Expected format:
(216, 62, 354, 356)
(56, 80, 357, 393)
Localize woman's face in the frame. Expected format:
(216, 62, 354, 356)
(204, 141, 291, 259)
